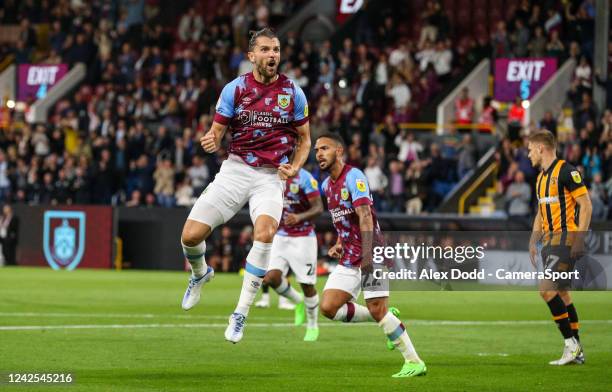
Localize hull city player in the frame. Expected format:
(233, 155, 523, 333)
(180, 28, 311, 344)
(527, 130, 592, 365)
(314, 133, 427, 378)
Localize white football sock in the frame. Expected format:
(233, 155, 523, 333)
(379, 311, 421, 362)
(234, 241, 272, 316)
(275, 277, 303, 303)
(333, 302, 374, 322)
(304, 294, 319, 328)
(182, 241, 207, 278)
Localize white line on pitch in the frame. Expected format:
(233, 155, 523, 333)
(0, 320, 611, 331)
(1, 312, 610, 327)
(0, 312, 288, 320)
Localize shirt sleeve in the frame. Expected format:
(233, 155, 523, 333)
(346, 168, 372, 207)
(292, 82, 309, 126)
(559, 162, 588, 199)
(213, 80, 237, 125)
(300, 170, 320, 198)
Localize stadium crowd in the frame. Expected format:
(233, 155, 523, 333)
(0, 1, 610, 270)
(490, 1, 612, 220)
(1, 0, 479, 214)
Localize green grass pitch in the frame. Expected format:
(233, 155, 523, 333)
(1, 267, 611, 391)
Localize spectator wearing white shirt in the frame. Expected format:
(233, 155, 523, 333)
(415, 40, 436, 72)
(0, 151, 10, 201)
(364, 156, 388, 211)
(178, 8, 204, 42)
(395, 131, 423, 163)
(187, 155, 209, 195)
(574, 56, 592, 90)
(386, 73, 411, 111)
(389, 43, 409, 68)
(433, 40, 452, 82)
(375, 52, 389, 86)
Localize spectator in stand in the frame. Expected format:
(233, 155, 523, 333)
(419, 1, 440, 47)
(574, 92, 598, 131)
(187, 155, 209, 195)
(546, 30, 565, 59)
(386, 73, 411, 112)
(0, 151, 11, 202)
(507, 96, 525, 142)
(433, 40, 452, 82)
(405, 162, 425, 215)
(0, 204, 18, 265)
(505, 170, 531, 217)
(491, 21, 511, 58)
(175, 177, 195, 208)
(528, 26, 547, 57)
(387, 160, 405, 212)
(395, 131, 423, 164)
(178, 7, 204, 43)
(415, 40, 436, 72)
(511, 19, 530, 57)
(364, 156, 388, 211)
(479, 96, 498, 132)
(454, 87, 474, 126)
(575, 56, 592, 91)
(498, 161, 519, 194)
(539, 110, 558, 136)
(153, 157, 175, 207)
(457, 134, 476, 177)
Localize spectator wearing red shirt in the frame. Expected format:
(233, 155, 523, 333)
(454, 87, 474, 126)
(507, 96, 525, 141)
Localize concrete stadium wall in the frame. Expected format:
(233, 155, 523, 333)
(526, 59, 576, 125)
(437, 59, 490, 134)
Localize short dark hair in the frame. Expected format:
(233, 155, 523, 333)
(248, 28, 278, 51)
(316, 132, 345, 147)
(528, 129, 556, 150)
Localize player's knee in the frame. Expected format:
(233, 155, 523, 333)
(366, 301, 387, 322)
(539, 289, 556, 301)
(253, 225, 276, 243)
(181, 223, 209, 246)
(301, 284, 316, 297)
(558, 290, 571, 304)
(263, 270, 282, 288)
(320, 301, 338, 320)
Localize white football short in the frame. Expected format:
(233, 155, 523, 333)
(188, 155, 284, 228)
(323, 264, 389, 300)
(268, 234, 318, 285)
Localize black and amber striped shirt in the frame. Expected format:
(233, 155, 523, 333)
(536, 159, 587, 233)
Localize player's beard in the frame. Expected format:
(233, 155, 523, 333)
(319, 155, 335, 171)
(257, 59, 278, 80)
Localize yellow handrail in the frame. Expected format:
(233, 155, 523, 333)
(458, 162, 498, 215)
(375, 122, 495, 133)
(0, 55, 14, 73)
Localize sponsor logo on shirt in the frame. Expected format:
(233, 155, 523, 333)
(571, 171, 582, 184)
(237, 110, 289, 128)
(539, 196, 559, 204)
(330, 207, 354, 223)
